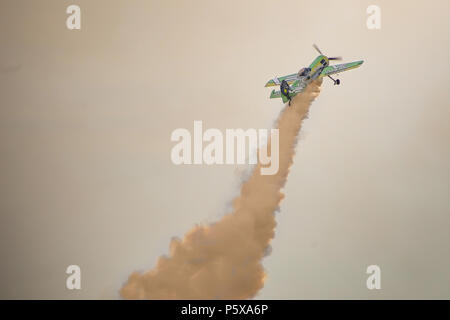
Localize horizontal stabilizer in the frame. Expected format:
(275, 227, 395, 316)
(270, 89, 281, 99)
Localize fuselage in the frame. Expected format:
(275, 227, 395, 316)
(307, 55, 329, 80)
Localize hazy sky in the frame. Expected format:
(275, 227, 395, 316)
(1, 0, 449, 299)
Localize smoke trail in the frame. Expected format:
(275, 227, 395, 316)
(120, 79, 322, 299)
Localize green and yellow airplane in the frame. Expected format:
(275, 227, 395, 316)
(265, 44, 364, 105)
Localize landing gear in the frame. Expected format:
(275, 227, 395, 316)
(328, 75, 340, 85)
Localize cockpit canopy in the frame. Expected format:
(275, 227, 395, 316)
(298, 67, 311, 77)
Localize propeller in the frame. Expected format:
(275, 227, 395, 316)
(328, 56, 342, 61)
(312, 44, 323, 55)
(313, 44, 342, 61)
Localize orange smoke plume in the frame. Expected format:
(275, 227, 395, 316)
(120, 79, 322, 299)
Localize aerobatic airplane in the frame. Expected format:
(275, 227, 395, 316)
(265, 44, 364, 105)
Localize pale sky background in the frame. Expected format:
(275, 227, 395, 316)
(0, 0, 449, 299)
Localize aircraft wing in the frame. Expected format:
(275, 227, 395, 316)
(265, 73, 298, 87)
(320, 60, 364, 77)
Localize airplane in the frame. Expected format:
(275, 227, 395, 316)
(265, 44, 364, 105)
